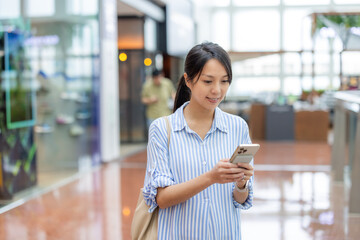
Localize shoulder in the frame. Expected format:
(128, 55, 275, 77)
(149, 117, 168, 138)
(143, 80, 153, 88)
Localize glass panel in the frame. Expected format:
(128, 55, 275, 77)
(300, 52, 313, 75)
(299, 76, 313, 91)
(233, 10, 280, 51)
(314, 36, 330, 51)
(333, 37, 344, 52)
(284, 53, 301, 75)
(233, 0, 280, 6)
(334, 0, 360, 3)
(144, 18, 157, 52)
(333, 53, 340, 75)
(232, 54, 280, 76)
(26, 0, 55, 17)
(0, 0, 20, 19)
(211, 0, 230, 7)
(332, 76, 340, 90)
(314, 76, 331, 90)
(283, 9, 313, 51)
(29, 18, 100, 189)
(284, 77, 302, 95)
(342, 51, 360, 75)
(314, 52, 330, 75)
(284, 0, 330, 5)
(40, 46, 56, 75)
(228, 77, 280, 97)
(66, 0, 98, 15)
(212, 10, 230, 50)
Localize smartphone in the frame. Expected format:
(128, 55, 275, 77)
(229, 144, 260, 164)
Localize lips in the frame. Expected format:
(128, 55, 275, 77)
(207, 97, 220, 104)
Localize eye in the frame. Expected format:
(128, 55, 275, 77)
(203, 80, 212, 84)
(222, 79, 230, 83)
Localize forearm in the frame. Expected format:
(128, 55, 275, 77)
(156, 171, 213, 209)
(142, 97, 156, 105)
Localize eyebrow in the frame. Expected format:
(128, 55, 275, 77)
(201, 74, 229, 78)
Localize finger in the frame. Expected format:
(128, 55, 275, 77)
(223, 166, 245, 174)
(236, 163, 253, 170)
(223, 172, 244, 181)
(220, 162, 241, 169)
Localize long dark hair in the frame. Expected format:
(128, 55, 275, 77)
(173, 42, 232, 112)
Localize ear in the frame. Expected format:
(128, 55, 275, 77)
(184, 73, 191, 88)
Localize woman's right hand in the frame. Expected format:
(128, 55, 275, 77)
(208, 159, 245, 184)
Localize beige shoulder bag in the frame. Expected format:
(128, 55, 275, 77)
(131, 116, 171, 240)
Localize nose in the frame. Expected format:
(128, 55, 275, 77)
(211, 82, 221, 94)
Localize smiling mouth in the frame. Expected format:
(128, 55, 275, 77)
(207, 97, 220, 103)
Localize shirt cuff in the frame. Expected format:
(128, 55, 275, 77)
(232, 180, 253, 210)
(143, 174, 176, 212)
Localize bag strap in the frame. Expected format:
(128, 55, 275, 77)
(164, 116, 171, 148)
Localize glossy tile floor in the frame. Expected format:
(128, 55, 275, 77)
(1, 140, 360, 240)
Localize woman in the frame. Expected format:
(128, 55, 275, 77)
(143, 42, 254, 239)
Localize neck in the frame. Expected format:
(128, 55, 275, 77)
(184, 101, 215, 122)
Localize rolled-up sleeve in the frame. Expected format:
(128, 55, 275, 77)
(232, 178, 254, 209)
(143, 119, 176, 212)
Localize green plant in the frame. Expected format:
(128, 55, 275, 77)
(316, 14, 360, 29)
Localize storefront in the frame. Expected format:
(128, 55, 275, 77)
(0, 0, 117, 202)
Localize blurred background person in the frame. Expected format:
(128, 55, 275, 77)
(141, 69, 176, 128)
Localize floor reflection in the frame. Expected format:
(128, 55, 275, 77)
(0, 141, 359, 240)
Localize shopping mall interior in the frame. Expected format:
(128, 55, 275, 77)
(0, 0, 360, 239)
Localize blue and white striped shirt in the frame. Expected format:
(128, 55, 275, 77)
(143, 102, 253, 240)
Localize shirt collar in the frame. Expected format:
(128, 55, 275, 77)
(172, 101, 228, 133)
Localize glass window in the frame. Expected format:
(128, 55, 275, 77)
(233, 54, 280, 76)
(144, 18, 157, 52)
(284, 0, 330, 5)
(313, 76, 331, 90)
(299, 76, 313, 91)
(333, 37, 344, 52)
(334, 0, 360, 3)
(233, 10, 280, 51)
(333, 53, 340, 75)
(293, 76, 332, 91)
(211, 0, 230, 7)
(313, 36, 330, 51)
(0, 0, 20, 19)
(26, 0, 55, 17)
(228, 77, 280, 97)
(284, 53, 301, 75)
(67, 0, 98, 15)
(284, 77, 302, 95)
(314, 52, 330, 75)
(67, 24, 95, 55)
(233, 0, 280, 6)
(66, 57, 93, 79)
(332, 76, 340, 90)
(342, 51, 360, 75)
(283, 9, 313, 51)
(300, 52, 314, 75)
(212, 10, 230, 50)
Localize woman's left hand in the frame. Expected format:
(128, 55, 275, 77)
(234, 162, 254, 188)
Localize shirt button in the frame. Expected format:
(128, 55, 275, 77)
(202, 161, 206, 165)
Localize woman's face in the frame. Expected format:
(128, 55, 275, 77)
(185, 58, 230, 112)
